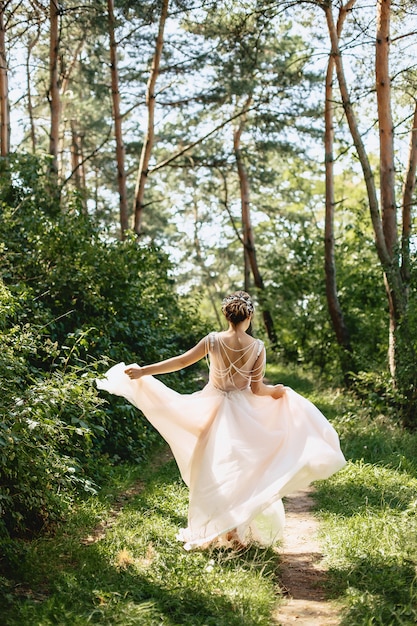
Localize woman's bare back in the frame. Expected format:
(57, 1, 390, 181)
(207, 331, 265, 391)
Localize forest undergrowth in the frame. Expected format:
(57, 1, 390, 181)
(1, 366, 416, 626)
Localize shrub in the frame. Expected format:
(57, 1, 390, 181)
(0, 368, 105, 537)
(0, 154, 207, 538)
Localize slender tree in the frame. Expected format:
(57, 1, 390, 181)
(108, 0, 128, 237)
(26, 21, 41, 154)
(324, 0, 356, 379)
(133, 0, 169, 235)
(401, 100, 417, 288)
(70, 118, 87, 206)
(0, 0, 10, 156)
(48, 0, 61, 176)
(233, 107, 277, 345)
(233, 105, 252, 294)
(322, 0, 417, 423)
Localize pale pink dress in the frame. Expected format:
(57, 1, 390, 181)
(96, 332, 346, 549)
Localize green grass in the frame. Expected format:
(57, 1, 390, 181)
(311, 390, 417, 626)
(1, 452, 281, 625)
(2, 366, 417, 625)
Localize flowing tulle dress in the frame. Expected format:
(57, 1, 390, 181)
(96, 332, 346, 550)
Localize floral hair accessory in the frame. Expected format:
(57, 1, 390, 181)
(221, 293, 254, 314)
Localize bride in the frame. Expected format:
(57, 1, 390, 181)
(97, 291, 346, 550)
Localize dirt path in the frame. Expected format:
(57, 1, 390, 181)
(273, 488, 340, 626)
(81, 448, 173, 546)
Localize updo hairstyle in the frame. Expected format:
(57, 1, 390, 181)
(221, 291, 254, 325)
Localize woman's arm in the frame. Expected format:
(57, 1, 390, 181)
(251, 381, 286, 399)
(250, 347, 286, 399)
(125, 336, 208, 380)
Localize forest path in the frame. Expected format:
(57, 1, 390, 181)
(272, 488, 341, 625)
(81, 450, 341, 625)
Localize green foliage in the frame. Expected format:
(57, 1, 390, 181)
(349, 283, 417, 428)
(0, 153, 60, 219)
(252, 167, 389, 383)
(0, 279, 108, 536)
(0, 159, 204, 367)
(350, 370, 400, 418)
(0, 154, 206, 538)
(261, 213, 333, 368)
(0, 367, 105, 537)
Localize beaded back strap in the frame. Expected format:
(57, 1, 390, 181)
(206, 333, 265, 388)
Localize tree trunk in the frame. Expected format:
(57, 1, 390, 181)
(48, 0, 61, 176)
(70, 119, 81, 190)
(133, 0, 169, 235)
(233, 116, 277, 345)
(376, 0, 397, 257)
(107, 0, 128, 238)
(0, 1, 10, 156)
(324, 1, 355, 379)
(26, 25, 40, 154)
(376, 0, 412, 379)
(401, 100, 417, 287)
(70, 119, 87, 212)
(244, 248, 251, 293)
(375, 0, 402, 375)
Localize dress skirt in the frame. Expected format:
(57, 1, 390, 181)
(96, 363, 346, 550)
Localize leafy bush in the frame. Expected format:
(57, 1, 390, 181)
(0, 175, 205, 367)
(0, 154, 207, 538)
(350, 370, 399, 416)
(0, 368, 105, 537)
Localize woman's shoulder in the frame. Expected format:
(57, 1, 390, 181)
(255, 338, 265, 357)
(214, 331, 262, 349)
(205, 331, 218, 349)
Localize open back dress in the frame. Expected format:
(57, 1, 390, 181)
(96, 332, 346, 550)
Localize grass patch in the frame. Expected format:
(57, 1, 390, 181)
(266, 363, 317, 395)
(1, 453, 281, 625)
(313, 395, 417, 626)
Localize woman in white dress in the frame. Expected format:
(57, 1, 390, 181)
(96, 291, 346, 550)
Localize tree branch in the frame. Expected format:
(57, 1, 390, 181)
(149, 104, 257, 174)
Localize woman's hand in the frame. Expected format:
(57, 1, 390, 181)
(125, 366, 143, 380)
(271, 384, 286, 399)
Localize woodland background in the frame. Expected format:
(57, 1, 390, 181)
(0, 0, 416, 558)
